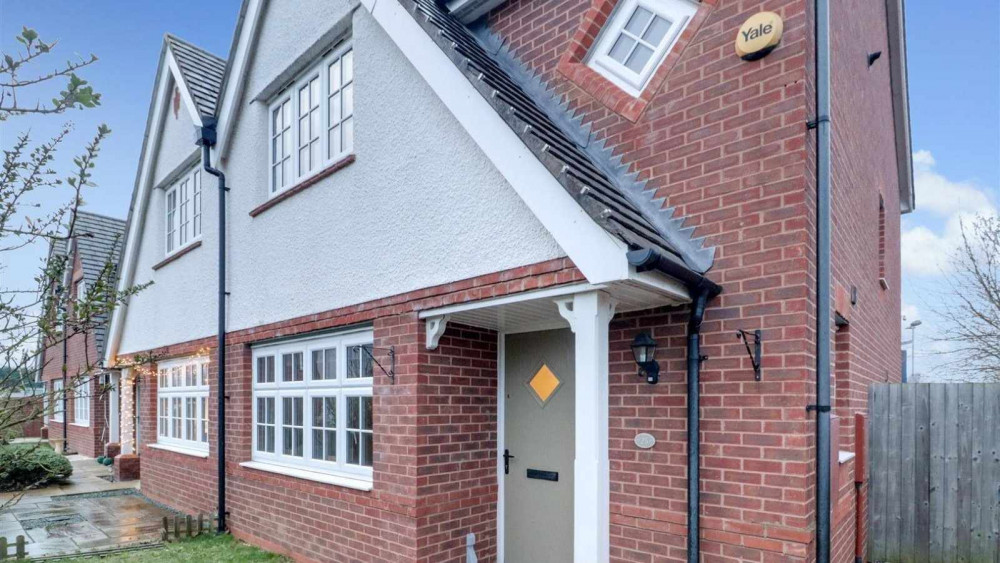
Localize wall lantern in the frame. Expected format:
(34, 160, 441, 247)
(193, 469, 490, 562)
(631, 332, 660, 385)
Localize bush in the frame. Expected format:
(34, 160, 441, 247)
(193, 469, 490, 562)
(0, 444, 73, 492)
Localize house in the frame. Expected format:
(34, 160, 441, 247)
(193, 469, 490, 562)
(102, 0, 911, 561)
(39, 211, 127, 457)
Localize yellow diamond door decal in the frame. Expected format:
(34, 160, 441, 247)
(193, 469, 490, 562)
(527, 364, 562, 406)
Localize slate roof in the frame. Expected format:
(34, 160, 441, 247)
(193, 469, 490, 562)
(46, 212, 127, 359)
(404, 0, 715, 274)
(165, 34, 227, 118)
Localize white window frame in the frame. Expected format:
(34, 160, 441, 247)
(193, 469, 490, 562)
(164, 166, 204, 256)
(268, 41, 354, 198)
(52, 379, 63, 423)
(156, 356, 210, 453)
(251, 328, 373, 482)
(588, 0, 697, 96)
(73, 376, 90, 426)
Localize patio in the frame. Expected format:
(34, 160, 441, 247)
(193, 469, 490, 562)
(0, 455, 174, 559)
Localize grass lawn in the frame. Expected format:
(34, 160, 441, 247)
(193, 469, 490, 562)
(56, 534, 288, 562)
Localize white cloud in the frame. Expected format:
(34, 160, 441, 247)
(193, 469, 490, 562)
(901, 150, 996, 276)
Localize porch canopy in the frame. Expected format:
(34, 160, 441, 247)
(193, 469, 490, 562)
(418, 280, 688, 562)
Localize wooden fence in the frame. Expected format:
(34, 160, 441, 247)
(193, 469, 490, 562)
(868, 383, 1000, 562)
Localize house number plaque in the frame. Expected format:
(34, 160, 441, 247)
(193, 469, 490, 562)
(634, 433, 656, 449)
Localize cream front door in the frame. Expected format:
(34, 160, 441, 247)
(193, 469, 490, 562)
(504, 328, 575, 562)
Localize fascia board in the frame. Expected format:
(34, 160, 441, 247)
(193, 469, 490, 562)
(214, 0, 266, 166)
(364, 0, 631, 284)
(164, 47, 205, 127)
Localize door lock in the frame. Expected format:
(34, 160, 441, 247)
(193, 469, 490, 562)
(503, 449, 515, 475)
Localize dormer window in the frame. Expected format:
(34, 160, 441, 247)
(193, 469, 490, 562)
(588, 0, 696, 96)
(165, 166, 203, 256)
(268, 42, 354, 197)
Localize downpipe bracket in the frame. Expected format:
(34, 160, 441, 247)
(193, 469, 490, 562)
(806, 115, 830, 129)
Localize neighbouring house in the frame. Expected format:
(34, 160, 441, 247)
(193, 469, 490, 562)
(102, 0, 912, 561)
(39, 211, 127, 458)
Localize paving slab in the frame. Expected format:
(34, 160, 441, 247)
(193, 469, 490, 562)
(0, 456, 170, 558)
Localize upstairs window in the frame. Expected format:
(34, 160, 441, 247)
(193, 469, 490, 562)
(164, 167, 203, 256)
(269, 42, 354, 197)
(588, 0, 696, 96)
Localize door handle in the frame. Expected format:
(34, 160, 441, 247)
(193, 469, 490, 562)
(503, 449, 515, 475)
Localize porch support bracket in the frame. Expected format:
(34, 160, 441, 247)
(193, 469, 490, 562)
(425, 315, 450, 350)
(555, 291, 615, 563)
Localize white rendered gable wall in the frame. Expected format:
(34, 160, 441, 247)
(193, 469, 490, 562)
(115, 3, 565, 355)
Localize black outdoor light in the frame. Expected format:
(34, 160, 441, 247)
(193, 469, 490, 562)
(631, 332, 660, 384)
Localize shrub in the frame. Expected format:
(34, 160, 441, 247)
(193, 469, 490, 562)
(0, 444, 73, 492)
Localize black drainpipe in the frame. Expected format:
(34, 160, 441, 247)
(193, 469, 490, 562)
(195, 118, 227, 533)
(628, 249, 721, 563)
(812, 0, 832, 560)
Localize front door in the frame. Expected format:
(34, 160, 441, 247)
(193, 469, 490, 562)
(504, 329, 574, 562)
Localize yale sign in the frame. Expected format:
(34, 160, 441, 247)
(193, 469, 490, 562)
(735, 11, 783, 60)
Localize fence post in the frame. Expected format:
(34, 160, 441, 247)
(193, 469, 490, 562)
(14, 537, 24, 560)
(1, 536, 7, 560)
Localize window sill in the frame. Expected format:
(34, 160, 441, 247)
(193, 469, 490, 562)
(838, 450, 856, 465)
(239, 460, 373, 491)
(149, 443, 210, 458)
(152, 240, 202, 271)
(249, 154, 356, 218)
(69, 422, 90, 428)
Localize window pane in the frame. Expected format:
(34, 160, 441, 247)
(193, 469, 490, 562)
(325, 397, 336, 427)
(642, 16, 672, 46)
(624, 6, 653, 35)
(347, 431, 360, 465)
(342, 50, 353, 84)
(329, 59, 341, 91)
(343, 118, 354, 154)
(347, 396, 359, 429)
(625, 43, 654, 73)
(608, 34, 635, 63)
(362, 396, 372, 430)
(325, 349, 336, 380)
(200, 397, 208, 443)
(312, 397, 323, 427)
(342, 83, 354, 117)
(282, 353, 303, 382)
(329, 92, 341, 125)
(362, 433, 372, 467)
(329, 126, 341, 158)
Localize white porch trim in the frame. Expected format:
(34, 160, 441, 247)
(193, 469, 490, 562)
(556, 291, 614, 563)
(474, 285, 613, 563)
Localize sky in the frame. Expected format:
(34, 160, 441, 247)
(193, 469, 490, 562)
(1, 1, 998, 380)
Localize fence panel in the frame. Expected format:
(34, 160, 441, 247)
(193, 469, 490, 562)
(868, 383, 1000, 563)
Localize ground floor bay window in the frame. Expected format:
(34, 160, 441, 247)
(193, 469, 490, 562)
(243, 327, 374, 490)
(154, 356, 209, 456)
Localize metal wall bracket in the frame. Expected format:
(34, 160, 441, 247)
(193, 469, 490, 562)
(736, 329, 763, 381)
(361, 345, 396, 384)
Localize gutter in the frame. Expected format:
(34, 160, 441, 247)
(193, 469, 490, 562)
(628, 249, 720, 563)
(195, 118, 228, 533)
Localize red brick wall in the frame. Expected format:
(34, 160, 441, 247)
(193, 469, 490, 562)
(484, 0, 903, 559)
(489, 0, 817, 559)
(119, 258, 578, 562)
